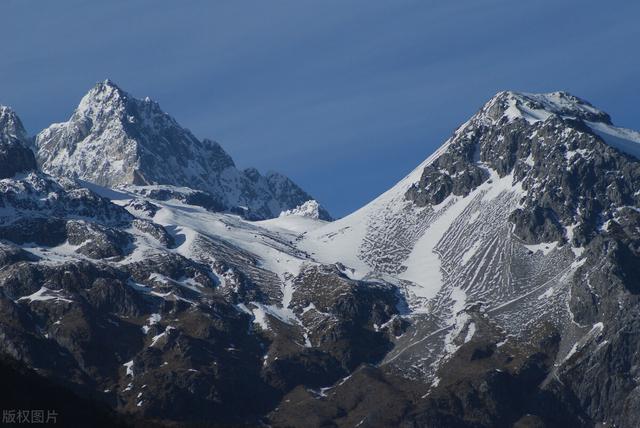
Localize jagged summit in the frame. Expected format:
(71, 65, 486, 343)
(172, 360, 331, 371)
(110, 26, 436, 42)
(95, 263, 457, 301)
(74, 79, 169, 127)
(34, 80, 326, 220)
(401, 89, 640, 243)
(0, 106, 37, 178)
(481, 90, 613, 125)
(0, 105, 29, 144)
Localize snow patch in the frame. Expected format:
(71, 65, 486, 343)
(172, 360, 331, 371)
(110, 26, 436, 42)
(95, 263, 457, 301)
(586, 121, 640, 160)
(123, 360, 134, 377)
(464, 322, 476, 343)
(279, 200, 326, 220)
(250, 303, 298, 331)
(17, 287, 73, 304)
(461, 241, 481, 265)
(523, 241, 557, 256)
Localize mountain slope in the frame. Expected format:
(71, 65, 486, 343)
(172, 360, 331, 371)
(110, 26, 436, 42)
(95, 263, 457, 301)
(34, 80, 323, 220)
(1, 90, 640, 426)
(274, 90, 640, 426)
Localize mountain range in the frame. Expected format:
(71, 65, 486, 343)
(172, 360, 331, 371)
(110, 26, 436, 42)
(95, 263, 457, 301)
(1, 83, 640, 427)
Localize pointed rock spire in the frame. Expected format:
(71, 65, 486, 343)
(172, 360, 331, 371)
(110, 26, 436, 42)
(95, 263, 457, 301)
(0, 106, 37, 178)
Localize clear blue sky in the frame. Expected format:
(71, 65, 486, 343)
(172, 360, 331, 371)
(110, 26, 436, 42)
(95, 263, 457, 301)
(1, 0, 638, 217)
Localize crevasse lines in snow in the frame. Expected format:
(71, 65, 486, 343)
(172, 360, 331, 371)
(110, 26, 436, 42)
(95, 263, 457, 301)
(190, 235, 283, 305)
(358, 200, 441, 276)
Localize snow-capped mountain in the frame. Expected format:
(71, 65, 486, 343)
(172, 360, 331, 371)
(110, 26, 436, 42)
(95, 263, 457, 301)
(34, 80, 322, 220)
(275, 91, 640, 426)
(2, 89, 640, 427)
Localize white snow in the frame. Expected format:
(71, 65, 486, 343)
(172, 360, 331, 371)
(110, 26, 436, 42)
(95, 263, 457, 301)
(258, 215, 327, 234)
(301, 302, 317, 314)
(299, 130, 459, 280)
(16, 88, 620, 392)
(123, 360, 134, 377)
(499, 91, 606, 126)
(450, 287, 467, 316)
(400, 197, 462, 300)
(563, 322, 605, 363)
(250, 303, 298, 331)
(467, 211, 480, 224)
(279, 200, 325, 219)
(251, 305, 270, 331)
(464, 322, 476, 343)
(586, 121, 640, 160)
(537, 287, 555, 300)
(401, 170, 519, 303)
(523, 241, 557, 256)
(36, 81, 316, 220)
(17, 287, 73, 303)
(503, 95, 552, 124)
(142, 313, 162, 334)
(148, 313, 161, 324)
(149, 326, 175, 347)
(461, 241, 481, 265)
(21, 241, 85, 266)
(443, 312, 471, 354)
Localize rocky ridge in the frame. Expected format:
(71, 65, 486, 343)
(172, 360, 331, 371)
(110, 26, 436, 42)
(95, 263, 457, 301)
(1, 89, 640, 427)
(34, 80, 322, 220)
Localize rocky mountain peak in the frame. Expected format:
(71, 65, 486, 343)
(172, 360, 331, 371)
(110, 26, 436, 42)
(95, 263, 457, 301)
(406, 90, 640, 246)
(0, 106, 37, 178)
(81, 78, 126, 105)
(34, 80, 328, 220)
(481, 90, 612, 126)
(0, 105, 29, 144)
(68, 80, 171, 141)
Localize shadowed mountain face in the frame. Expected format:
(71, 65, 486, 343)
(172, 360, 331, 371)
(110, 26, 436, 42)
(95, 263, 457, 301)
(34, 80, 325, 221)
(1, 88, 640, 427)
(0, 106, 37, 178)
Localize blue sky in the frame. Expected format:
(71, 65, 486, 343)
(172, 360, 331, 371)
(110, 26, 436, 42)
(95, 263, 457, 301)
(1, 0, 638, 217)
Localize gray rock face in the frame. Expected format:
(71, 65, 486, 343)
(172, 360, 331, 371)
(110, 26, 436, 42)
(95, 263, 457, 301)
(509, 206, 565, 244)
(265, 171, 329, 218)
(34, 80, 326, 220)
(406, 91, 640, 247)
(66, 220, 131, 259)
(0, 106, 37, 178)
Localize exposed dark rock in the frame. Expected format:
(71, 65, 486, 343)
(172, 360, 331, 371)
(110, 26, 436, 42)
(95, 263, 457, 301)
(132, 219, 174, 247)
(67, 220, 131, 259)
(124, 198, 160, 217)
(509, 206, 565, 244)
(128, 186, 225, 213)
(0, 217, 67, 246)
(0, 106, 37, 178)
(0, 352, 131, 428)
(406, 136, 488, 206)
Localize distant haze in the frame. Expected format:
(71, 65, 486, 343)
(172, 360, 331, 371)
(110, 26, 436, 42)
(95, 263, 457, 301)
(1, 0, 638, 217)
